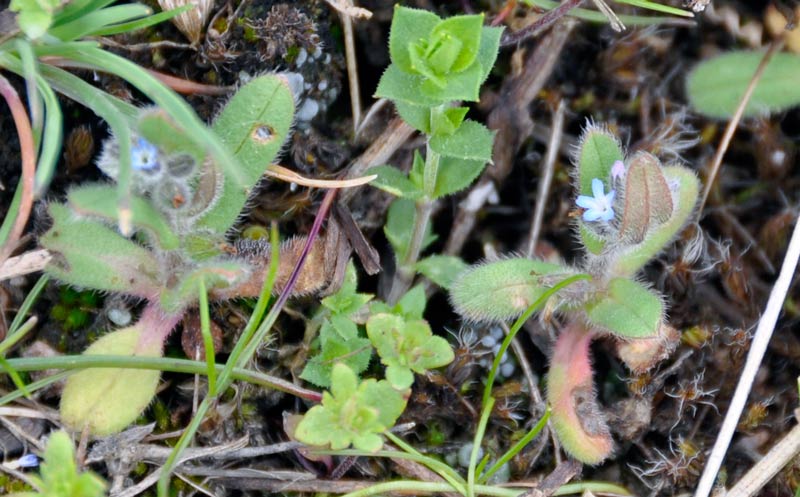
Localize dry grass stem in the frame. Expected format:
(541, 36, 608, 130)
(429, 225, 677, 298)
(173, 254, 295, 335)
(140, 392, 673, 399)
(698, 40, 783, 212)
(0, 249, 51, 281)
(693, 211, 800, 497)
(726, 423, 800, 497)
(266, 164, 376, 188)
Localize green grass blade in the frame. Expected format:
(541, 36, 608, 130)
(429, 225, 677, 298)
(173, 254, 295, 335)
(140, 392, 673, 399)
(50, 5, 153, 41)
(0, 356, 30, 398)
(198, 279, 217, 395)
(158, 224, 281, 497)
(26, 68, 63, 198)
(90, 6, 192, 37)
(5, 274, 48, 337)
(615, 0, 693, 17)
(16, 40, 43, 149)
(0, 372, 70, 406)
(2, 355, 320, 400)
(523, 0, 693, 25)
(33, 44, 242, 188)
(52, 0, 118, 27)
(0, 182, 23, 250)
(481, 408, 550, 484)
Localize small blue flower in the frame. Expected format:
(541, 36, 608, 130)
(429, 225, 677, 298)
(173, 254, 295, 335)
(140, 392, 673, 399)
(16, 453, 39, 468)
(576, 178, 615, 222)
(131, 137, 160, 171)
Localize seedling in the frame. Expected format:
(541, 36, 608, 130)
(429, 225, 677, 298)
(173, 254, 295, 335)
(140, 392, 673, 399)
(369, 5, 501, 302)
(450, 123, 700, 464)
(40, 74, 318, 435)
(9, 431, 106, 497)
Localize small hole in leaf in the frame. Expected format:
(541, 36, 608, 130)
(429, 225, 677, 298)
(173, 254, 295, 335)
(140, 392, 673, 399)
(251, 124, 275, 144)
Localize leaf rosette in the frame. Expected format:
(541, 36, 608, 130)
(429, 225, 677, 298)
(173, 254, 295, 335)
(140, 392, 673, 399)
(375, 6, 502, 106)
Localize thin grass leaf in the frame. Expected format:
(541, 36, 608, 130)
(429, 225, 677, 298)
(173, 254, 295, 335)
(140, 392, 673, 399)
(198, 279, 217, 395)
(0, 371, 70, 407)
(481, 408, 550, 483)
(0, 184, 22, 251)
(33, 44, 242, 187)
(0, 316, 37, 359)
(524, 0, 692, 25)
(3, 274, 48, 346)
(615, 0, 693, 17)
(49, 5, 153, 41)
(0, 356, 30, 398)
(158, 224, 280, 497)
(90, 5, 191, 36)
(25, 68, 63, 198)
(52, 0, 118, 27)
(16, 40, 43, 148)
(2, 355, 320, 400)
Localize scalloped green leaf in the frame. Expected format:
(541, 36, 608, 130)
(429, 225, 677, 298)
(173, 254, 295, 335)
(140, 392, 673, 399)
(295, 363, 407, 452)
(388, 5, 440, 74)
(429, 119, 494, 162)
(366, 313, 454, 389)
(367, 165, 423, 200)
(434, 155, 486, 198)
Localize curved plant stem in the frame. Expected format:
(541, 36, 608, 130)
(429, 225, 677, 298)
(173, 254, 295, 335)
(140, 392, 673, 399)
(482, 273, 592, 406)
(0, 73, 36, 266)
(1, 355, 321, 402)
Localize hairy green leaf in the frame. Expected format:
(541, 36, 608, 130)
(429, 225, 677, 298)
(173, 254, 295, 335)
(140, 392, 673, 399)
(451, 258, 573, 322)
(197, 75, 295, 234)
(687, 51, 800, 119)
(41, 203, 161, 297)
(67, 185, 180, 250)
(585, 278, 663, 338)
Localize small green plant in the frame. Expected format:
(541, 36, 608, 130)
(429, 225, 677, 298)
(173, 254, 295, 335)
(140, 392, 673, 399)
(450, 123, 700, 464)
(9, 431, 106, 497)
(300, 263, 374, 388)
(41, 74, 297, 436)
(369, 5, 501, 303)
(295, 362, 408, 452)
(296, 271, 454, 450)
(687, 51, 800, 119)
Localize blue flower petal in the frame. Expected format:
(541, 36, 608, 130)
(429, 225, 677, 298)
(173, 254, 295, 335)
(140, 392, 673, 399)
(576, 195, 597, 209)
(583, 209, 602, 222)
(591, 178, 605, 199)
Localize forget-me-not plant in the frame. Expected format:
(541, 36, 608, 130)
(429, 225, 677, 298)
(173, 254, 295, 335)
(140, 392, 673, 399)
(450, 123, 700, 464)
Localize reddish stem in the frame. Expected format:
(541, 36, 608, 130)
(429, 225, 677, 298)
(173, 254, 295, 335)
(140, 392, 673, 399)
(0, 74, 36, 266)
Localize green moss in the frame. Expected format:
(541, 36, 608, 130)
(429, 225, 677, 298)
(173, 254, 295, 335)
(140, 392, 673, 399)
(284, 45, 300, 64)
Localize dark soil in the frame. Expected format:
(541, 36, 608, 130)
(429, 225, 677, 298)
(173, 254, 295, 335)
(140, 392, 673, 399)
(1, 0, 799, 496)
